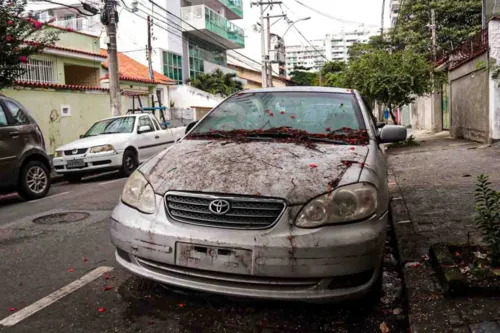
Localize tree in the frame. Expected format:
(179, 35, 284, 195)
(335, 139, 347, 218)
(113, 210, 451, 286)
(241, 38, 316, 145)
(0, 0, 60, 89)
(189, 69, 243, 97)
(393, 0, 482, 57)
(349, 35, 392, 61)
(288, 66, 318, 86)
(319, 61, 347, 88)
(343, 49, 434, 122)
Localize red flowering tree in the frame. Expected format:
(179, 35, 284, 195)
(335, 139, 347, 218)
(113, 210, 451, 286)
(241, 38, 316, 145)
(0, 0, 59, 89)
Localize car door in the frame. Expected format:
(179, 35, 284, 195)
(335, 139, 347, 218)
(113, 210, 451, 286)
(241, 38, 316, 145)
(149, 115, 175, 151)
(0, 100, 28, 188)
(136, 115, 158, 162)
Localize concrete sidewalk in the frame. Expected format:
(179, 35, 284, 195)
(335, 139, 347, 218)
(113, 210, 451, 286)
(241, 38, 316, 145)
(387, 131, 500, 332)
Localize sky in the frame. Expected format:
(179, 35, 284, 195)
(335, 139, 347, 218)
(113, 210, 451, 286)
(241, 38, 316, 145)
(232, 0, 389, 63)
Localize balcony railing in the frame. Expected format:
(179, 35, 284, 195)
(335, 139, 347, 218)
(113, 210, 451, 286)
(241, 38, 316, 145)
(182, 5, 245, 49)
(52, 16, 101, 35)
(448, 29, 488, 70)
(217, 0, 243, 18)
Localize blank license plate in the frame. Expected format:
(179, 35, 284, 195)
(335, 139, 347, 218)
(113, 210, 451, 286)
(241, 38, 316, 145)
(176, 242, 253, 275)
(66, 159, 85, 169)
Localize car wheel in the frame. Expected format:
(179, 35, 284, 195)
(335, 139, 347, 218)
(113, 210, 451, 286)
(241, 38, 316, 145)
(18, 160, 51, 200)
(64, 174, 83, 183)
(120, 149, 137, 177)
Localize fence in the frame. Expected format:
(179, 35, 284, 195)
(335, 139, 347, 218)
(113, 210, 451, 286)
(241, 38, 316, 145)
(448, 29, 489, 70)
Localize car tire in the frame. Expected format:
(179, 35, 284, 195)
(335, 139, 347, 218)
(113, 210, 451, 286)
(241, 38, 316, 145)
(18, 160, 51, 200)
(64, 174, 83, 183)
(120, 149, 138, 177)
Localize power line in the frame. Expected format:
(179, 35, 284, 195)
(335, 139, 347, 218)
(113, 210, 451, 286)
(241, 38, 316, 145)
(291, 25, 328, 61)
(40, 0, 97, 16)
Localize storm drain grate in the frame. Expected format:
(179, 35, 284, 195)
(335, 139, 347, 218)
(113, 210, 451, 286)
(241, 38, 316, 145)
(33, 212, 90, 225)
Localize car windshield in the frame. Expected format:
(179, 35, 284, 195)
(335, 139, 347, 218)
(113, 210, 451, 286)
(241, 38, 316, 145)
(188, 92, 367, 145)
(84, 117, 135, 137)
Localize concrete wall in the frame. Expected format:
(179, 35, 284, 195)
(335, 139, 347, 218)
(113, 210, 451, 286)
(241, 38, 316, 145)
(1, 87, 115, 154)
(411, 95, 432, 130)
(488, 19, 500, 142)
(50, 28, 101, 54)
(449, 52, 489, 142)
(168, 85, 224, 109)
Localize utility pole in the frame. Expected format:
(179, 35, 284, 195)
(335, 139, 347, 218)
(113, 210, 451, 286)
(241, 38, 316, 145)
(267, 14, 273, 87)
(104, 0, 121, 116)
(147, 15, 154, 80)
(251, 1, 282, 88)
(430, 9, 437, 62)
(482, 0, 487, 29)
(380, 0, 386, 36)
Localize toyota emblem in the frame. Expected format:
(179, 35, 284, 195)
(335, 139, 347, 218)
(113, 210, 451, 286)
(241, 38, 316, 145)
(72, 149, 79, 155)
(208, 199, 231, 215)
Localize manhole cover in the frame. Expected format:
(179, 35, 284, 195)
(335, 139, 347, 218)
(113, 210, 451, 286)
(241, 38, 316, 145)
(33, 212, 90, 225)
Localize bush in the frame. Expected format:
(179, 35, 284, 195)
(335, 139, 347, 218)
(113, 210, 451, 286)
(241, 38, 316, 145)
(474, 175, 500, 266)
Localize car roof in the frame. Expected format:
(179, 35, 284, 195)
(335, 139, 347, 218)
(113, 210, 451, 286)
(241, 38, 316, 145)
(238, 86, 356, 94)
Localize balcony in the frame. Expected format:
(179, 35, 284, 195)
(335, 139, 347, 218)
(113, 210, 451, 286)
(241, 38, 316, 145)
(181, 5, 245, 50)
(52, 16, 101, 36)
(184, 0, 243, 20)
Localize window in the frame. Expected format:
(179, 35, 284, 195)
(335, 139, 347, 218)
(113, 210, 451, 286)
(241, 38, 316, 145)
(18, 58, 56, 84)
(84, 117, 135, 137)
(0, 108, 7, 127)
(3, 100, 29, 124)
(139, 116, 154, 132)
(189, 44, 205, 79)
(163, 51, 183, 84)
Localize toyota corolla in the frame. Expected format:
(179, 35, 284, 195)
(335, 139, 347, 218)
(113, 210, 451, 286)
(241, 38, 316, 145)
(110, 87, 407, 302)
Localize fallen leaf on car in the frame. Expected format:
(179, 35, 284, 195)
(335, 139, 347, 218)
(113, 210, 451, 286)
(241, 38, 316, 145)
(68, 268, 74, 273)
(280, 111, 285, 115)
(405, 262, 420, 268)
(104, 274, 110, 280)
(178, 303, 185, 308)
(350, 147, 355, 150)
(290, 115, 296, 119)
(309, 163, 318, 169)
(103, 286, 112, 291)
(393, 308, 402, 315)
(325, 127, 331, 132)
(269, 113, 274, 117)
(379, 321, 390, 332)
(8, 308, 17, 312)
(82, 257, 88, 262)
(98, 307, 106, 313)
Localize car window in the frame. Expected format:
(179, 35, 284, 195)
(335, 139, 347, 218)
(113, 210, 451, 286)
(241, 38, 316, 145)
(191, 92, 364, 135)
(0, 107, 8, 127)
(84, 117, 135, 137)
(151, 116, 160, 130)
(361, 96, 377, 132)
(139, 116, 154, 132)
(3, 100, 29, 125)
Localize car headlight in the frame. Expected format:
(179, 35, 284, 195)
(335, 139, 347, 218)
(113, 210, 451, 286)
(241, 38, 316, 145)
(54, 151, 63, 158)
(295, 183, 378, 228)
(121, 171, 156, 214)
(89, 144, 115, 153)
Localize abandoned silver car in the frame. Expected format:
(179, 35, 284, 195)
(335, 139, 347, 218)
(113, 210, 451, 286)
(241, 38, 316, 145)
(110, 87, 407, 302)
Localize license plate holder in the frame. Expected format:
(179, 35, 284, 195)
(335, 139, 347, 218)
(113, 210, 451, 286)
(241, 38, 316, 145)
(66, 159, 85, 169)
(176, 242, 253, 275)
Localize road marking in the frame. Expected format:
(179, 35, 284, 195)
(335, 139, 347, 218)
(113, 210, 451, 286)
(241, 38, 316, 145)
(0, 266, 113, 327)
(32, 191, 69, 202)
(99, 178, 125, 186)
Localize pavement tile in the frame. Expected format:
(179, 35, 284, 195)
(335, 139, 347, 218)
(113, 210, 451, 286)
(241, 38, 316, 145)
(469, 321, 500, 333)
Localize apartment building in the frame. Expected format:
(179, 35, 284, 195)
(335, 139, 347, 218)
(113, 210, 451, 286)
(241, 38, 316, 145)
(26, 0, 245, 106)
(389, 0, 400, 27)
(285, 27, 377, 74)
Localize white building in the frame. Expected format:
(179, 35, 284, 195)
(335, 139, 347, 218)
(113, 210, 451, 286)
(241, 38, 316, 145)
(389, 0, 400, 27)
(26, 0, 244, 109)
(285, 27, 377, 75)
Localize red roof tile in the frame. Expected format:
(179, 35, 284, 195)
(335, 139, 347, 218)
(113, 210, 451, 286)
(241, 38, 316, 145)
(100, 49, 176, 85)
(15, 80, 109, 91)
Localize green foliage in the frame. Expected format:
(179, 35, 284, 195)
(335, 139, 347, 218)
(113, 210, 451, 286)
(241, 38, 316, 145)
(289, 65, 318, 86)
(348, 35, 393, 61)
(0, 0, 60, 89)
(319, 61, 347, 88)
(474, 175, 500, 266)
(387, 135, 420, 148)
(189, 69, 243, 97)
(342, 49, 434, 109)
(392, 0, 482, 57)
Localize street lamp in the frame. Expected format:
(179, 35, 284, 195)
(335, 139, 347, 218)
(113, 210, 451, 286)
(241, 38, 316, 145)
(283, 17, 311, 38)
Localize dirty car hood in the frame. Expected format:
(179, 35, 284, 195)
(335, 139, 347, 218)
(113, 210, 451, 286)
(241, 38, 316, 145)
(140, 140, 369, 204)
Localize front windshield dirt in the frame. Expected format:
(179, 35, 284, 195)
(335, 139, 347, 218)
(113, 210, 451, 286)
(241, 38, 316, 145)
(188, 92, 369, 145)
(84, 117, 136, 137)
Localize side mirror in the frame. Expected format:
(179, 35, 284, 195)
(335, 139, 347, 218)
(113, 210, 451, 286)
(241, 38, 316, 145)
(138, 125, 152, 134)
(79, 134, 84, 139)
(376, 122, 386, 129)
(379, 125, 407, 144)
(185, 121, 198, 134)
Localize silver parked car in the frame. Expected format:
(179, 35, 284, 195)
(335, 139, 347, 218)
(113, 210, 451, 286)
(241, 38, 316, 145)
(110, 87, 406, 302)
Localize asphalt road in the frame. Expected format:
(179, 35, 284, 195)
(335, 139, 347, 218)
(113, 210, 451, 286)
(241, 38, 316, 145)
(0, 172, 408, 333)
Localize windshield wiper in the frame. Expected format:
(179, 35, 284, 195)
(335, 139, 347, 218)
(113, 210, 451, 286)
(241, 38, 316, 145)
(307, 137, 348, 145)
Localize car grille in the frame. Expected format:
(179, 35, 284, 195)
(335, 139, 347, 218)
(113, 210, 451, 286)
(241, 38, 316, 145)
(64, 148, 88, 156)
(164, 192, 286, 229)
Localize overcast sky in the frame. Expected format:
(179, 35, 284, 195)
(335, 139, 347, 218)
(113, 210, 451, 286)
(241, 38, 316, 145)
(232, 0, 389, 62)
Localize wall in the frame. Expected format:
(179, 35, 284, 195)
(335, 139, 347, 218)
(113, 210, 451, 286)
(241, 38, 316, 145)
(488, 19, 500, 142)
(50, 28, 101, 55)
(227, 65, 288, 89)
(1, 87, 114, 153)
(168, 84, 224, 109)
(449, 52, 489, 142)
(411, 95, 432, 131)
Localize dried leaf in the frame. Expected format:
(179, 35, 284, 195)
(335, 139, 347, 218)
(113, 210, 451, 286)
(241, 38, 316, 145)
(104, 273, 110, 280)
(103, 286, 112, 291)
(82, 257, 88, 262)
(98, 307, 106, 313)
(8, 308, 17, 312)
(68, 268, 74, 273)
(379, 321, 390, 333)
(393, 308, 402, 315)
(309, 163, 318, 169)
(178, 303, 185, 308)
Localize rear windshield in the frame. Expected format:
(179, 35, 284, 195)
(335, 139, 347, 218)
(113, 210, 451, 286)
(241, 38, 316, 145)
(190, 92, 365, 135)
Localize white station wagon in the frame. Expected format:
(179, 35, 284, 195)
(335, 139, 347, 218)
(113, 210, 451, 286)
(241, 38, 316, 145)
(53, 113, 185, 182)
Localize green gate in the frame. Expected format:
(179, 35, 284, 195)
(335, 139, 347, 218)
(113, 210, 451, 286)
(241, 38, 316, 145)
(442, 83, 450, 130)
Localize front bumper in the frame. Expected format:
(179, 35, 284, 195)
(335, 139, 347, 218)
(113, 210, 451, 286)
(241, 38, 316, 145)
(110, 196, 388, 302)
(53, 151, 123, 174)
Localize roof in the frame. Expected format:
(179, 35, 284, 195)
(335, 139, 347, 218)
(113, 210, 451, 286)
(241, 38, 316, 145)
(25, 41, 106, 59)
(238, 86, 354, 94)
(100, 49, 176, 85)
(14, 80, 109, 91)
